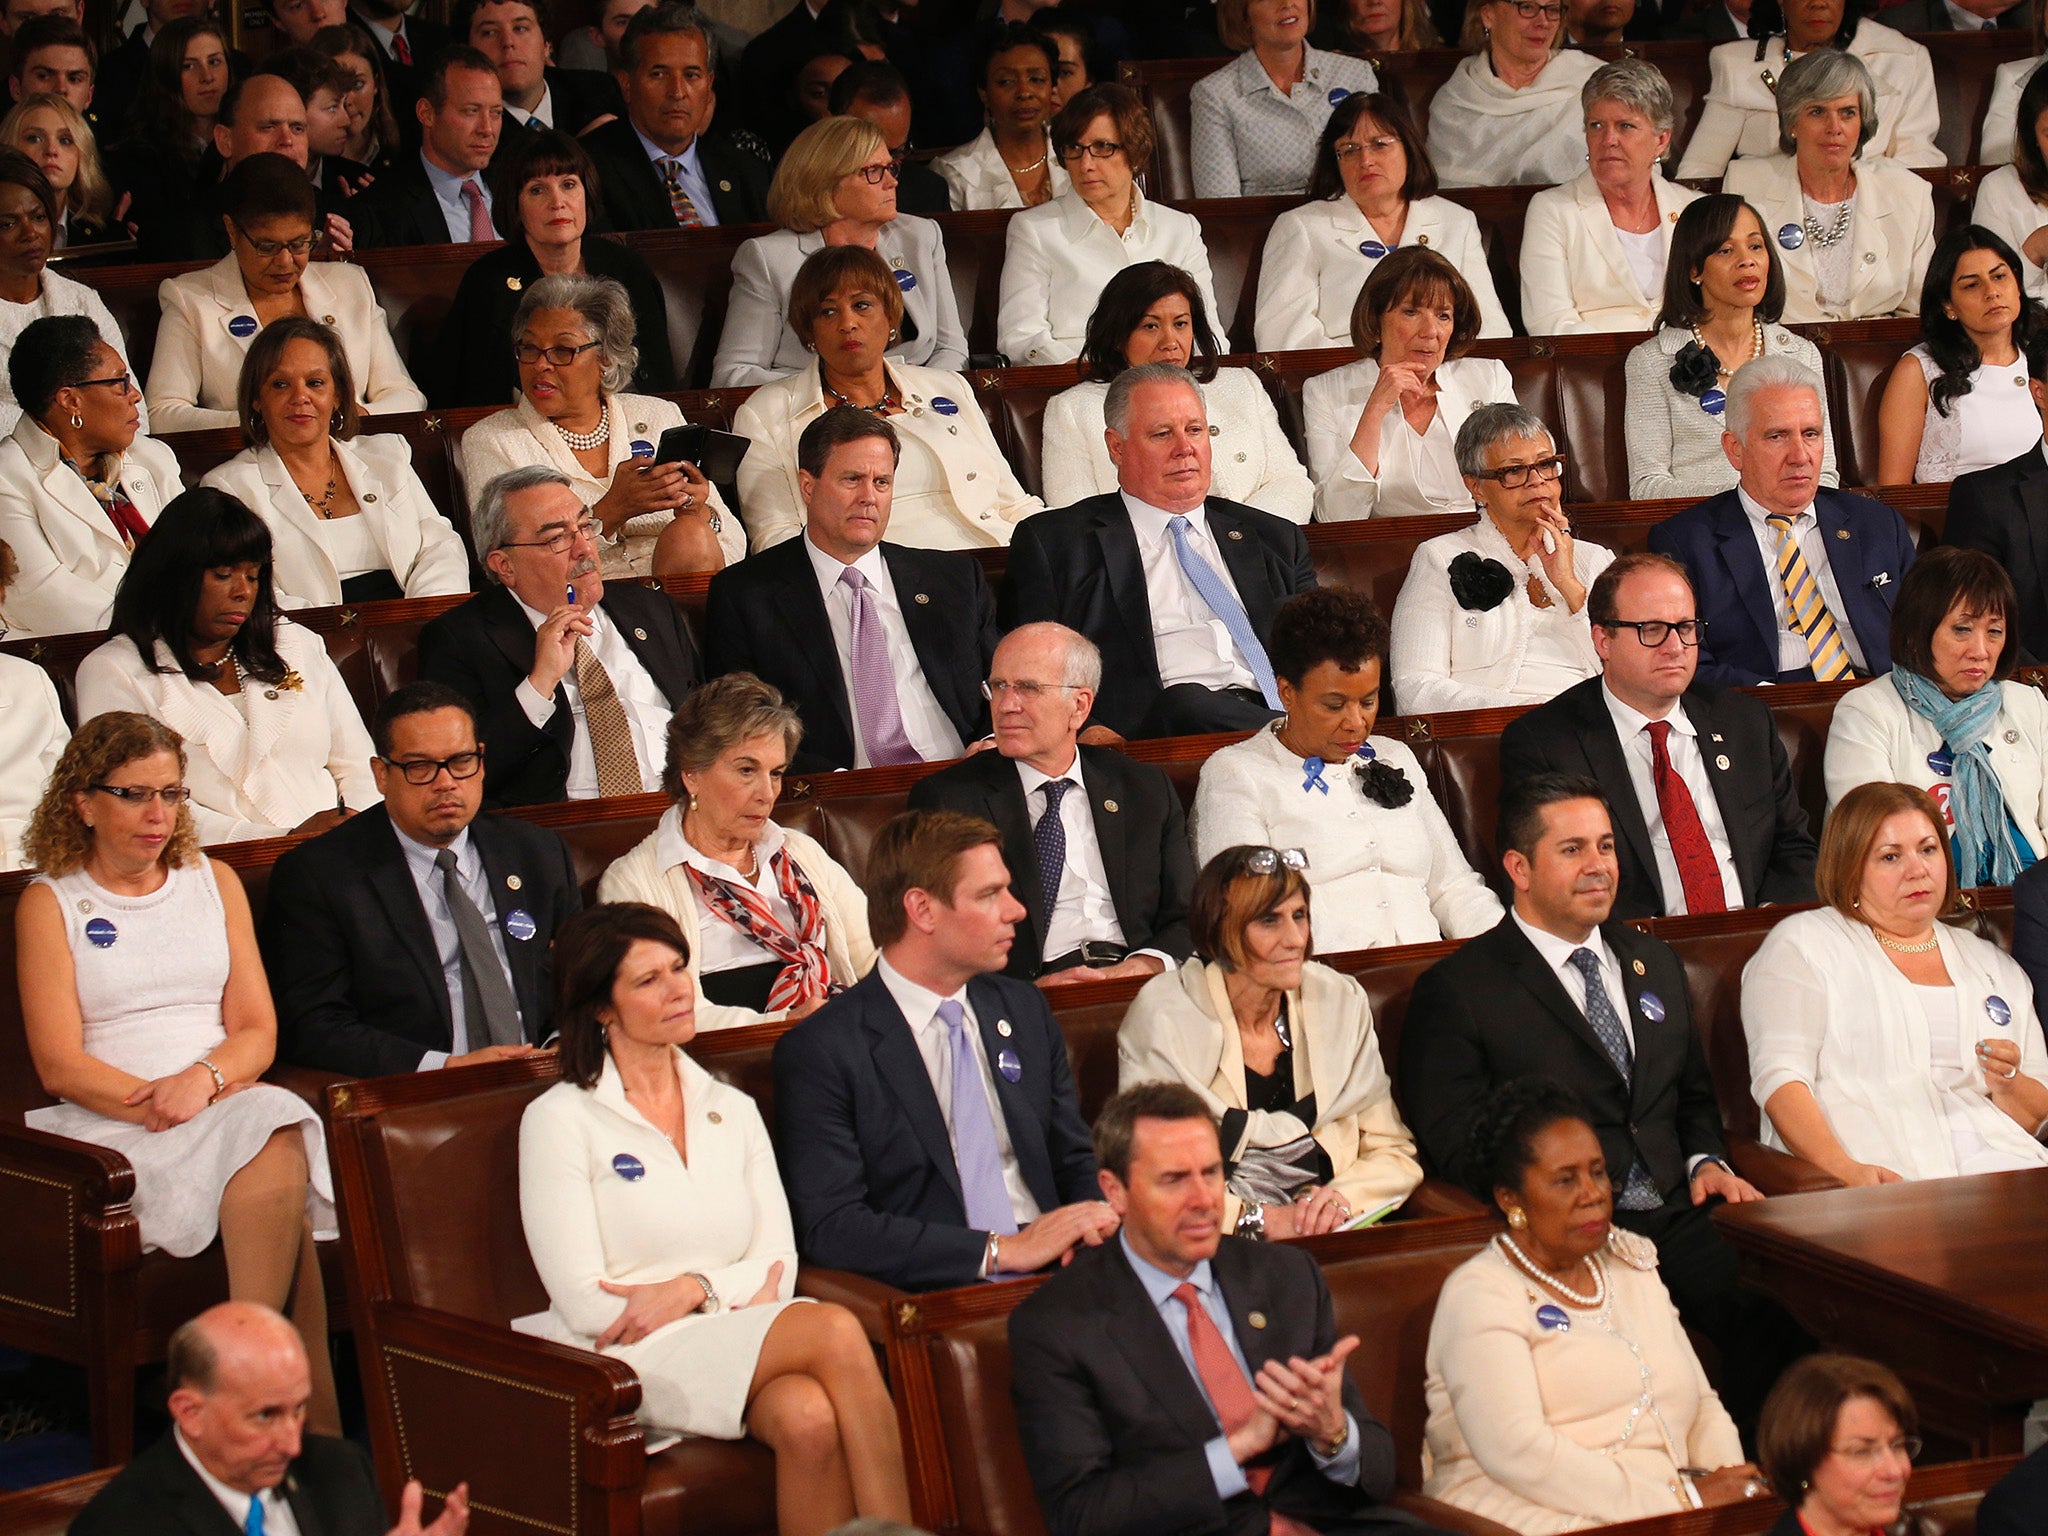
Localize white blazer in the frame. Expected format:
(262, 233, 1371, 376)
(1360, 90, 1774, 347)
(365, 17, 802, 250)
(1971, 164, 2048, 300)
(710, 216, 968, 388)
(73, 618, 382, 845)
(1742, 907, 2048, 1180)
(0, 411, 185, 637)
(145, 256, 427, 434)
(1724, 153, 1934, 323)
(1303, 355, 1518, 521)
(731, 360, 1041, 551)
(932, 127, 1070, 210)
(1519, 170, 1704, 335)
(1980, 54, 2041, 166)
(200, 435, 471, 609)
(997, 188, 1218, 366)
(0, 652, 67, 869)
(1038, 368, 1312, 521)
(1254, 195, 1511, 349)
(1673, 20, 1944, 180)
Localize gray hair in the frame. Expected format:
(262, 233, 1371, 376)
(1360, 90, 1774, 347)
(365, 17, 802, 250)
(1454, 402, 1555, 479)
(1774, 48, 1879, 156)
(619, 2, 719, 73)
(1725, 354, 1824, 439)
(1104, 360, 1202, 436)
(999, 621, 1104, 693)
(1583, 57, 1674, 136)
(512, 272, 639, 396)
(472, 463, 577, 581)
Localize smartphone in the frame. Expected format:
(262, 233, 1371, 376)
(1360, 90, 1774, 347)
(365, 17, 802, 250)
(655, 424, 752, 483)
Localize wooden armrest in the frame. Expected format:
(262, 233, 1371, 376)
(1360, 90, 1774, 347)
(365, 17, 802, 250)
(1725, 1138, 1844, 1196)
(1394, 1491, 1525, 1536)
(1398, 1178, 1488, 1220)
(0, 1119, 135, 1203)
(0, 1121, 142, 1304)
(795, 1266, 903, 1345)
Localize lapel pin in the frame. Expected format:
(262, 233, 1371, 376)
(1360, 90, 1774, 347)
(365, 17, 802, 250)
(1248, 1310, 1268, 1329)
(1631, 958, 1646, 976)
(997, 1047, 1023, 1082)
(1103, 799, 1119, 813)
(708, 1110, 722, 1124)
(914, 592, 930, 604)
(506, 874, 523, 890)
(996, 1018, 1013, 1037)
(1710, 733, 1724, 743)
(321, 314, 336, 326)
(363, 493, 377, 503)
(1639, 990, 1666, 1023)
(1416, 233, 1429, 246)
(634, 422, 649, 434)
(1836, 529, 1851, 540)
(634, 627, 649, 640)
(1716, 754, 1731, 769)
(1226, 529, 1244, 540)
(506, 276, 523, 291)
(718, 179, 732, 191)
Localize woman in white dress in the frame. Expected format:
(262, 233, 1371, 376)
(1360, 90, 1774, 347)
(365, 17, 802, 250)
(1878, 227, 2048, 484)
(0, 540, 68, 867)
(1187, 0, 1379, 199)
(1303, 246, 1518, 522)
(517, 901, 911, 1533)
(1424, 0, 1603, 189)
(1741, 780, 2048, 1184)
(1971, 68, 2048, 301)
(1040, 261, 1311, 519)
(932, 23, 1069, 210)
(1191, 587, 1501, 952)
(1255, 91, 1508, 350)
(0, 150, 135, 435)
(16, 711, 340, 1432)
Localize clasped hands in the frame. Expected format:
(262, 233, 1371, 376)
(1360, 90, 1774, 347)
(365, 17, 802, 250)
(596, 1259, 785, 1348)
(126, 1062, 246, 1131)
(1228, 1335, 1358, 1466)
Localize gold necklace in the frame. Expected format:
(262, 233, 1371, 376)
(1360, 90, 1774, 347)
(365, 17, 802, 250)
(1874, 928, 1941, 954)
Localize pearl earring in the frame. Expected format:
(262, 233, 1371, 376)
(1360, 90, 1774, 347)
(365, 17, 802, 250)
(1506, 1208, 1527, 1230)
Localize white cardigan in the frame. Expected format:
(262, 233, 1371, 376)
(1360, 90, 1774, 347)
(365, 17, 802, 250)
(1254, 194, 1511, 350)
(1970, 164, 2048, 301)
(1518, 170, 1703, 336)
(1723, 153, 1934, 324)
(200, 435, 470, 608)
(1742, 906, 2048, 1180)
(1303, 355, 1518, 522)
(1979, 54, 2041, 166)
(1425, 49, 1604, 189)
(1038, 368, 1312, 520)
(0, 652, 66, 868)
(932, 127, 1070, 210)
(73, 619, 382, 844)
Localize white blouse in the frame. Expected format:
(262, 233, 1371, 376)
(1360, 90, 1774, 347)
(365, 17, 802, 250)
(1970, 163, 2048, 301)
(1904, 344, 2043, 483)
(1303, 356, 1518, 521)
(1979, 54, 2041, 165)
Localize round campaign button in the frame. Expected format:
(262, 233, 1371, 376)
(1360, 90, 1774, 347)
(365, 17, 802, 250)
(893, 267, 917, 292)
(1927, 747, 1955, 777)
(1639, 990, 1666, 1024)
(84, 917, 118, 948)
(1327, 87, 1351, 105)
(1700, 388, 1727, 417)
(1535, 1304, 1571, 1331)
(611, 1153, 646, 1181)
(504, 908, 537, 942)
(1358, 239, 1389, 259)
(931, 396, 961, 416)
(629, 440, 655, 458)
(1987, 994, 2014, 1027)
(228, 314, 259, 338)
(1355, 741, 1376, 761)
(997, 1047, 1023, 1083)
(1777, 223, 1805, 251)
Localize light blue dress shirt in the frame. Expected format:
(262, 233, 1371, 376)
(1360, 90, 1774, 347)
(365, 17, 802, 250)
(633, 124, 720, 227)
(421, 150, 494, 243)
(394, 822, 519, 1068)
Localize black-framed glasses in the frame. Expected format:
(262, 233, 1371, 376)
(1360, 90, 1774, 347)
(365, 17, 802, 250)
(1242, 846, 1309, 875)
(380, 749, 486, 785)
(982, 679, 1083, 701)
(850, 160, 899, 185)
(1505, 0, 1564, 18)
(1601, 618, 1708, 647)
(1472, 455, 1566, 488)
(76, 372, 134, 393)
(1058, 139, 1124, 162)
(89, 784, 192, 805)
(499, 515, 600, 556)
(514, 340, 601, 367)
(233, 221, 315, 258)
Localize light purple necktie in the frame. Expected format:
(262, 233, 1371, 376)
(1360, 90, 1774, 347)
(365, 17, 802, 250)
(840, 565, 921, 766)
(938, 998, 1017, 1238)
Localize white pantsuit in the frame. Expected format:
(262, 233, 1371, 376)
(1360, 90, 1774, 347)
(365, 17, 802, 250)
(1971, 164, 2048, 300)
(932, 128, 1069, 210)
(1303, 355, 1518, 521)
(1519, 171, 1704, 335)
(1425, 50, 1604, 189)
(1979, 54, 2041, 166)
(0, 652, 66, 868)
(1723, 153, 1934, 322)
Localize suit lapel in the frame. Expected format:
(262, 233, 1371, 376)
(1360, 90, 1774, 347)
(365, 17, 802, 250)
(148, 1438, 254, 1536)
(770, 543, 853, 741)
(1096, 507, 1161, 691)
(983, 758, 1048, 955)
(968, 974, 1051, 1203)
(1814, 494, 1887, 666)
(1683, 690, 1753, 903)
(1076, 751, 1133, 933)
(281, 1466, 328, 1536)
(364, 815, 454, 1038)
(1501, 921, 1629, 1087)
(1571, 684, 1661, 911)
(1606, 924, 1666, 1116)
(473, 820, 542, 1042)
(882, 544, 967, 726)
(859, 974, 964, 1203)
(1708, 495, 1781, 669)
(1100, 1247, 1235, 1446)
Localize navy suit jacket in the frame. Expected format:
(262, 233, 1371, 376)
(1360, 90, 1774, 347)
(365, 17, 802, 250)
(1646, 488, 1916, 686)
(1978, 1443, 2048, 1536)
(770, 966, 1099, 1291)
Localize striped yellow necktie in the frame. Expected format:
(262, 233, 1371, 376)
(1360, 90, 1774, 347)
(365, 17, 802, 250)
(1766, 513, 1853, 682)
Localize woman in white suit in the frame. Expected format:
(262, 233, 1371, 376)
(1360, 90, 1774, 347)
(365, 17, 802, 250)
(1742, 781, 2048, 1184)
(1255, 92, 1508, 350)
(932, 24, 1070, 210)
(997, 83, 1216, 367)
(735, 246, 1040, 551)
(0, 541, 68, 867)
(1979, 52, 2041, 167)
(713, 115, 967, 389)
(1967, 68, 2048, 300)
(144, 153, 423, 435)
(0, 315, 182, 638)
(200, 318, 468, 608)
(1424, 0, 1602, 189)
(1722, 50, 1936, 325)
(73, 489, 380, 845)
(1519, 60, 1703, 336)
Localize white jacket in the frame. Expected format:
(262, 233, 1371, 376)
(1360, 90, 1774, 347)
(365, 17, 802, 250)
(0, 651, 66, 868)
(1979, 54, 2041, 166)
(1971, 163, 2048, 300)
(932, 127, 1069, 210)
(1303, 355, 1517, 521)
(1724, 152, 1934, 323)
(1519, 170, 1703, 336)
(200, 435, 470, 608)
(0, 411, 184, 637)
(145, 256, 426, 434)
(1425, 49, 1604, 189)
(1254, 194, 1510, 349)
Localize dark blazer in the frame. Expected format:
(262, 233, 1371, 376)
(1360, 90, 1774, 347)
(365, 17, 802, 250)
(703, 536, 996, 771)
(1945, 443, 2048, 664)
(120, 144, 230, 264)
(1002, 493, 1319, 738)
(264, 804, 583, 1078)
(1399, 914, 1728, 1201)
(71, 1428, 385, 1536)
(908, 745, 1197, 977)
(2010, 860, 2048, 1024)
(532, 65, 626, 134)
(578, 114, 772, 231)
(1008, 1236, 1402, 1536)
(1667, 0, 1741, 36)
(416, 582, 700, 807)
(1978, 1443, 2048, 1536)
(771, 966, 1099, 1291)
(896, 156, 952, 215)
(351, 125, 534, 248)
(1647, 488, 1916, 687)
(356, 11, 454, 126)
(1497, 677, 1817, 919)
(1880, 0, 2029, 27)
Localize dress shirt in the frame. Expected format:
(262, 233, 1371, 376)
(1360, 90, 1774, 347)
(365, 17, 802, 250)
(1016, 751, 1177, 968)
(1119, 492, 1258, 692)
(1734, 487, 1868, 674)
(802, 534, 966, 765)
(634, 124, 719, 226)
(362, 15, 416, 58)
(421, 149, 493, 243)
(1117, 1232, 1361, 1499)
(394, 821, 520, 1068)
(653, 810, 799, 974)
(1943, 0, 1997, 25)
(510, 83, 555, 129)
(1601, 683, 1746, 912)
(512, 595, 672, 797)
(176, 1429, 303, 1536)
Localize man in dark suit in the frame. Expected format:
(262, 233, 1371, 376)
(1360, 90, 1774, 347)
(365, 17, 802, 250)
(72, 1302, 469, 1536)
(1946, 338, 2048, 663)
(772, 809, 1118, 1291)
(1878, 0, 2028, 29)
(578, 2, 770, 230)
(1004, 361, 1317, 739)
(1979, 1442, 2048, 1536)
(830, 59, 950, 214)
(704, 407, 995, 770)
(418, 464, 699, 807)
(351, 46, 527, 247)
(266, 681, 583, 1079)
(1009, 1082, 1421, 1536)
(1649, 356, 1915, 687)
(1401, 771, 1805, 1426)
(349, 0, 452, 122)
(458, 0, 624, 133)
(1499, 552, 1817, 920)
(910, 621, 1197, 984)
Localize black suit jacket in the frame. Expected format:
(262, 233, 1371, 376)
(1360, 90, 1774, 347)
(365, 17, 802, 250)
(1002, 494, 1319, 738)
(357, 11, 454, 128)
(771, 966, 1099, 1291)
(1978, 1443, 2048, 1536)
(908, 745, 1196, 976)
(531, 65, 625, 134)
(1399, 915, 1727, 1201)
(1497, 677, 1817, 919)
(2010, 860, 2048, 1023)
(703, 536, 995, 770)
(1946, 443, 2048, 664)
(416, 582, 700, 807)
(350, 125, 534, 248)
(578, 114, 771, 231)
(71, 1429, 385, 1536)
(1009, 1236, 1402, 1536)
(264, 804, 583, 1078)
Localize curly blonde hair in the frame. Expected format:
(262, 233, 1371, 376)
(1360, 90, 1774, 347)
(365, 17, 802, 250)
(24, 712, 200, 876)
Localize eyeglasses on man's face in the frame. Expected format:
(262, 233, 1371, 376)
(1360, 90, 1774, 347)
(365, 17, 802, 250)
(381, 749, 486, 785)
(90, 783, 192, 805)
(1472, 455, 1567, 489)
(982, 679, 1083, 702)
(499, 516, 600, 556)
(514, 340, 601, 368)
(1601, 618, 1708, 648)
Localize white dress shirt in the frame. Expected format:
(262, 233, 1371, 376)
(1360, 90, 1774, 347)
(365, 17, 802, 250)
(510, 82, 555, 129)
(1121, 492, 1257, 692)
(1512, 909, 1632, 1049)
(394, 821, 520, 1068)
(422, 150, 493, 243)
(176, 1429, 302, 1536)
(512, 596, 672, 797)
(803, 534, 966, 765)
(1017, 751, 1157, 964)
(1601, 683, 1745, 913)
(1734, 487, 1868, 673)
(635, 125, 719, 226)
(655, 811, 798, 974)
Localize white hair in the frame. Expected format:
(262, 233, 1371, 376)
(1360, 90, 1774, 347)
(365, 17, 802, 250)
(1725, 355, 1824, 440)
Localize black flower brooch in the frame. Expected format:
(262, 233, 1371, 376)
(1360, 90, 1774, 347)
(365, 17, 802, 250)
(1354, 754, 1414, 809)
(1448, 551, 1514, 612)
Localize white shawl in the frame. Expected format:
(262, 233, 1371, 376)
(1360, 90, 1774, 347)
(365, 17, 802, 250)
(1426, 50, 1603, 188)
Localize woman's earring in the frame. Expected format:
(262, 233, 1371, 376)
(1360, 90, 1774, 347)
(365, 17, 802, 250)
(330, 409, 344, 433)
(1506, 1207, 1527, 1230)
(68, 413, 82, 429)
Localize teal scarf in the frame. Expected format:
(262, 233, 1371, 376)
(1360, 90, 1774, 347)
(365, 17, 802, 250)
(1889, 667, 2036, 888)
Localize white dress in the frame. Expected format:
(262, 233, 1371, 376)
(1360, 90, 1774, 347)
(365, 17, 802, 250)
(24, 859, 335, 1256)
(1904, 344, 2044, 483)
(0, 652, 66, 868)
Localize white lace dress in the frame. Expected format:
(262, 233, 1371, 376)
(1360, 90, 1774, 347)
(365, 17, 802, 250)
(1906, 344, 2043, 483)
(24, 859, 335, 1256)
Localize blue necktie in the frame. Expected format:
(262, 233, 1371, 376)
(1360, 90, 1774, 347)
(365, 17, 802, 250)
(244, 1495, 265, 1536)
(1034, 779, 1071, 930)
(1567, 948, 1662, 1211)
(1167, 516, 1281, 708)
(938, 999, 1017, 1240)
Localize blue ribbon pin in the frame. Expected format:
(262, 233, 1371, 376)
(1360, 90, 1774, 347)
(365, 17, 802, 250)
(1639, 990, 1666, 1024)
(1327, 87, 1350, 105)
(1358, 239, 1389, 259)
(504, 909, 537, 942)
(1927, 746, 1955, 777)
(1301, 756, 1332, 794)
(1987, 995, 2013, 1027)
(893, 267, 917, 292)
(1777, 223, 1805, 251)
(228, 315, 258, 338)
(84, 917, 118, 948)
(1700, 388, 1726, 417)
(629, 439, 655, 458)
(996, 1047, 1023, 1083)
(931, 396, 961, 416)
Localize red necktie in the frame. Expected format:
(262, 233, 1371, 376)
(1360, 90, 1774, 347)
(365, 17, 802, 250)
(392, 28, 412, 65)
(1172, 1283, 1318, 1535)
(1645, 719, 1728, 915)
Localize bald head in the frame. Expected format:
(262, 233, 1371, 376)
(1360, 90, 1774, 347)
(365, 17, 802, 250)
(169, 1302, 311, 1495)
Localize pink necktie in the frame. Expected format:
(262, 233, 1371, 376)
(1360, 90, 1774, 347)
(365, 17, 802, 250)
(1171, 1284, 1318, 1535)
(459, 179, 492, 242)
(840, 566, 920, 766)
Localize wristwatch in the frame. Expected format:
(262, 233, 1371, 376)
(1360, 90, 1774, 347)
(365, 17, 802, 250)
(687, 1272, 720, 1314)
(1235, 1204, 1266, 1242)
(195, 1057, 226, 1103)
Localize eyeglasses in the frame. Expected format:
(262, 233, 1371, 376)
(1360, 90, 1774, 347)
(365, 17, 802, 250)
(1241, 846, 1310, 875)
(1505, 1, 1565, 18)
(849, 160, 899, 185)
(514, 340, 601, 367)
(89, 784, 192, 805)
(982, 679, 1083, 701)
(1333, 135, 1401, 160)
(499, 516, 600, 555)
(1829, 1437, 1922, 1467)
(76, 373, 134, 393)
(380, 749, 486, 785)
(1601, 618, 1708, 648)
(1472, 455, 1567, 488)
(234, 223, 314, 258)
(1058, 139, 1124, 162)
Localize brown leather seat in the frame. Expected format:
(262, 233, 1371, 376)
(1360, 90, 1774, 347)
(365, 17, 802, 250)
(1822, 324, 1921, 489)
(979, 363, 1084, 499)
(622, 224, 772, 388)
(932, 210, 1019, 360)
(0, 1469, 118, 1535)
(1183, 200, 1298, 352)
(1551, 340, 1642, 505)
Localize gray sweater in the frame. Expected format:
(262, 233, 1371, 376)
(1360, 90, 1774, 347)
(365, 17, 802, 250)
(1623, 325, 1839, 500)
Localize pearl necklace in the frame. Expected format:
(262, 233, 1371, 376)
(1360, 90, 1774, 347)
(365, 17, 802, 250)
(557, 401, 611, 452)
(1802, 194, 1854, 249)
(1494, 1232, 1606, 1308)
(1874, 928, 1941, 954)
(1690, 317, 1766, 378)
